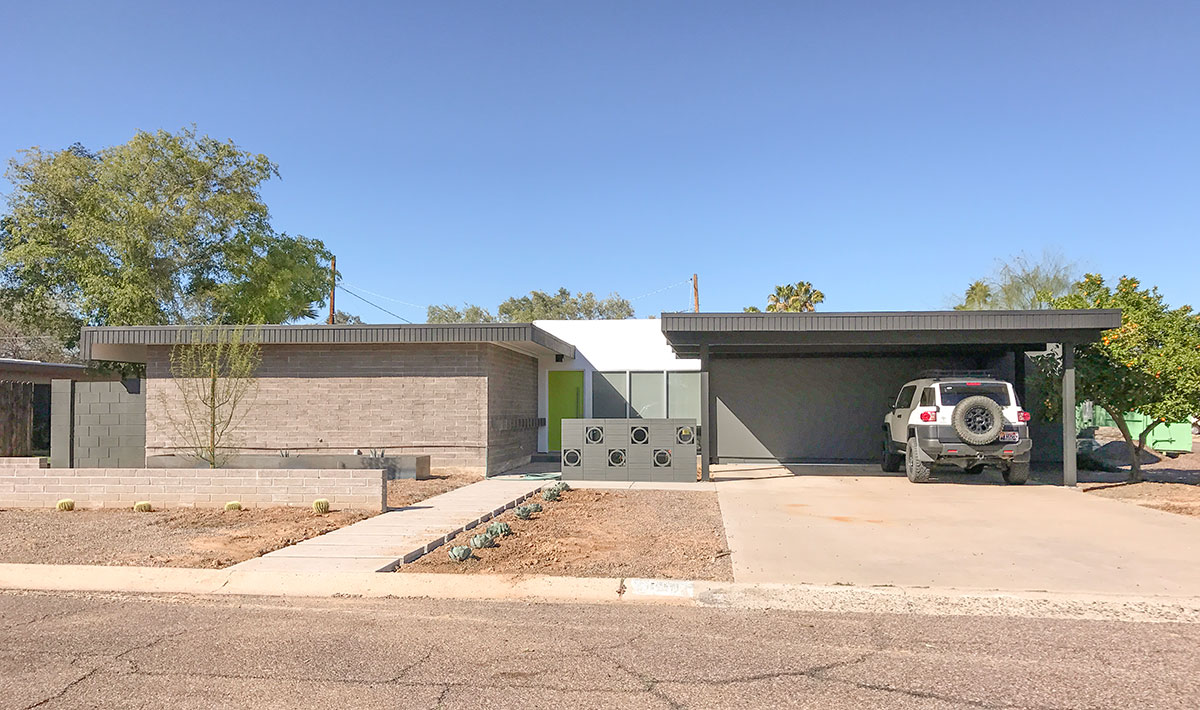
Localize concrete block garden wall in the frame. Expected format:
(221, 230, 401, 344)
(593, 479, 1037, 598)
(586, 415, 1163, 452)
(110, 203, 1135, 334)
(0, 458, 385, 511)
(144, 342, 539, 474)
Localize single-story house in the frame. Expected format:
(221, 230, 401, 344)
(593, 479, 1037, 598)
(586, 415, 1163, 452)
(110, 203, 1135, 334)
(61, 309, 1118, 484)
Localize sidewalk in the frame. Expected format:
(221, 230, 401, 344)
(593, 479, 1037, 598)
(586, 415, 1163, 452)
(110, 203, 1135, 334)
(231, 478, 545, 573)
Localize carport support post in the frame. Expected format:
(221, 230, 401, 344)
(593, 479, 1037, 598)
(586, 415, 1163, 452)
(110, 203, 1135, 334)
(700, 343, 712, 482)
(1061, 343, 1076, 487)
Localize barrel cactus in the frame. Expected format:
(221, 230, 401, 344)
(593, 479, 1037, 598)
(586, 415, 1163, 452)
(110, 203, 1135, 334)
(514, 505, 534, 520)
(224, 501, 242, 512)
(312, 499, 330, 514)
(487, 521, 512, 537)
(55, 499, 75, 512)
(132, 501, 153, 513)
(542, 488, 561, 502)
(470, 532, 496, 549)
(448, 545, 472, 562)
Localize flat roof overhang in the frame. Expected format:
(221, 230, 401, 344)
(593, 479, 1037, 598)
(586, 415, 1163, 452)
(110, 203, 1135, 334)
(80, 323, 577, 363)
(660, 310, 1122, 358)
(0, 358, 122, 384)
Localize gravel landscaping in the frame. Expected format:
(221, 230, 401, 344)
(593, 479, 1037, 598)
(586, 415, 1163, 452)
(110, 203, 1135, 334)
(1075, 435, 1200, 518)
(399, 488, 733, 581)
(0, 507, 371, 568)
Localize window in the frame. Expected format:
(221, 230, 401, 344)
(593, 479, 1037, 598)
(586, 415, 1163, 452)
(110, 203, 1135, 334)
(629, 372, 666, 419)
(919, 387, 936, 407)
(667, 371, 701, 425)
(894, 385, 917, 409)
(592, 372, 628, 417)
(939, 383, 1010, 406)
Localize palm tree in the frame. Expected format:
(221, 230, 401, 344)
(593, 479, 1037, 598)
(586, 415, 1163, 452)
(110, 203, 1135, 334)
(765, 281, 825, 313)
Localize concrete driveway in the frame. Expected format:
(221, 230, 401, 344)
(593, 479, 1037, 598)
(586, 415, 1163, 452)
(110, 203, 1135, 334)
(714, 464, 1200, 596)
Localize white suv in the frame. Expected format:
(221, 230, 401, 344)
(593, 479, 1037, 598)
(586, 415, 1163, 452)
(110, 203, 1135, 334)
(882, 373, 1033, 484)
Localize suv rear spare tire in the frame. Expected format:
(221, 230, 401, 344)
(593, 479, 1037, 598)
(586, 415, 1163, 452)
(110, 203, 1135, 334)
(906, 437, 931, 483)
(951, 395, 1004, 445)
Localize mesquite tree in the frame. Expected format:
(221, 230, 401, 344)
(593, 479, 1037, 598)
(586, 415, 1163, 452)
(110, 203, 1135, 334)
(1033, 275, 1200, 482)
(165, 325, 261, 468)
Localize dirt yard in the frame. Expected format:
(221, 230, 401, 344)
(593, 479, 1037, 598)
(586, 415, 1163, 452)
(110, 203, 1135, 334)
(0, 507, 370, 568)
(400, 488, 733, 581)
(386, 469, 483, 508)
(1079, 434, 1200, 517)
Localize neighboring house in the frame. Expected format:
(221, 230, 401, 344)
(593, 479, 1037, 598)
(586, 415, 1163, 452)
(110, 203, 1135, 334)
(64, 309, 1118, 481)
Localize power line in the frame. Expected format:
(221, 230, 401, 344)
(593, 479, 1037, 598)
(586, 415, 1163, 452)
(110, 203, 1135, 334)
(629, 278, 692, 302)
(337, 285, 414, 323)
(341, 282, 427, 310)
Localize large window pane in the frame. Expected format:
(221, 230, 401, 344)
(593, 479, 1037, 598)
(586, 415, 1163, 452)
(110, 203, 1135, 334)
(592, 371, 628, 417)
(629, 372, 666, 419)
(667, 371, 701, 425)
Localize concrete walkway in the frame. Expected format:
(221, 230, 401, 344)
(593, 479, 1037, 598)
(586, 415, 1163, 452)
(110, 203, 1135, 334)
(232, 479, 545, 573)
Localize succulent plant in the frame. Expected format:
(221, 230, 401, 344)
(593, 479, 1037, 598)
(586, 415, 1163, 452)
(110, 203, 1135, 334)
(486, 521, 512, 537)
(552, 481, 571, 493)
(132, 501, 153, 512)
(470, 533, 496, 549)
(312, 499, 330, 514)
(224, 501, 242, 511)
(448, 545, 473, 562)
(527, 502, 543, 513)
(55, 499, 75, 512)
(542, 488, 561, 502)
(514, 505, 534, 520)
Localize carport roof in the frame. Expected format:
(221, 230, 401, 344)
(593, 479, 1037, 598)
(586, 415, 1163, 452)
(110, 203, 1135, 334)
(660, 310, 1122, 357)
(0, 358, 122, 384)
(80, 323, 576, 362)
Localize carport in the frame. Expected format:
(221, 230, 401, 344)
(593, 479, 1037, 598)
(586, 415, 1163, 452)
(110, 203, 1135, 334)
(660, 310, 1122, 486)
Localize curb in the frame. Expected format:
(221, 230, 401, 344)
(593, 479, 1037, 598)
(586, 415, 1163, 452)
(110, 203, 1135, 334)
(2, 563, 1199, 622)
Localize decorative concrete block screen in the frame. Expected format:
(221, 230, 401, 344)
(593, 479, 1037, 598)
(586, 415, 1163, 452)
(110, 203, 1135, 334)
(560, 419, 697, 482)
(0, 460, 386, 511)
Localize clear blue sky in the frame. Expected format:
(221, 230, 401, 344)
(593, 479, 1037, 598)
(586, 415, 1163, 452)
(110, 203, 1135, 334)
(2, 1, 1197, 320)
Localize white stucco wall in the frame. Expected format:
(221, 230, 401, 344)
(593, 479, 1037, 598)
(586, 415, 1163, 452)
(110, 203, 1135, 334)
(533, 319, 699, 451)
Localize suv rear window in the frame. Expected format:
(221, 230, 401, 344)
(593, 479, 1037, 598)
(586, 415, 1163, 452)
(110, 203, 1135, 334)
(939, 383, 1010, 406)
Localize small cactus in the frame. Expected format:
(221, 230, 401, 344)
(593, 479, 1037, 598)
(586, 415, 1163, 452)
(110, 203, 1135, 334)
(312, 499, 330, 514)
(55, 499, 75, 512)
(527, 502, 543, 513)
(514, 505, 534, 520)
(486, 521, 512, 537)
(542, 488, 561, 502)
(224, 501, 242, 511)
(132, 501, 153, 513)
(470, 532, 496, 549)
(448, 545, 473, 562)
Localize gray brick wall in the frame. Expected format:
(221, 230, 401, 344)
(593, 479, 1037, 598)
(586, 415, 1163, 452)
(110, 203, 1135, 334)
(145, 343, 494, 471)
(0, 465, 385, 510)
(73, 381, 146, 468)
(485, 346, 539, 473)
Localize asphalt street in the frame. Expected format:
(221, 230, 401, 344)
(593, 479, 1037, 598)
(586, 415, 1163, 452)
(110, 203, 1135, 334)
(2, 590, 1197, 709)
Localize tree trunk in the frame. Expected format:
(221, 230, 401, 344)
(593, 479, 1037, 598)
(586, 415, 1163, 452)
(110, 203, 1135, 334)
(1105, 406, 1158, 483)
(0, 381, 34, 457)
(208, 364, 217, 469)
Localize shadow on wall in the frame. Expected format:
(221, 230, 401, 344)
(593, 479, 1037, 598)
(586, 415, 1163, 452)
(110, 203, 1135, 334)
(713, 354, 1015, 463)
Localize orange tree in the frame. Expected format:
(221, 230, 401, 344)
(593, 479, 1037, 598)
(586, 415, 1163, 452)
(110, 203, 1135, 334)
(1034, 275, 1200, 481)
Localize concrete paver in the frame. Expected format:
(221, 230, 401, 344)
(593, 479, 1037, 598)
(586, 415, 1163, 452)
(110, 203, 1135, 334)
(713, 463, 1200, 595)
(232, 478, 544, 573)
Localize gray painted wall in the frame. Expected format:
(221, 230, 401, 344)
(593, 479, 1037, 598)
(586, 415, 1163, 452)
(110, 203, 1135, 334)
(73, 381, 145, 468)
(712, 354, 1014, 462)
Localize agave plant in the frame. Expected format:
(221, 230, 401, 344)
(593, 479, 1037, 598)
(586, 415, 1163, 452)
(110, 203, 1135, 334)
(527, 502, 543, 513)
(552, 481, 571, 493)
(470, 533, 496, 549)
(514, 505, 534, 520)
(487, 521, 513, 537)
(448, 545, 472, 562)
(542, 488, 561, 502)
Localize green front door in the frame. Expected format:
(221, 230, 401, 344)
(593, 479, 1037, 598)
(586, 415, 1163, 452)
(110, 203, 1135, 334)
(547, 370, 584, 451)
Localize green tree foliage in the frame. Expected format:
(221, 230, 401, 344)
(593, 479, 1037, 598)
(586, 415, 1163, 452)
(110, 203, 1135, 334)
(426, 288, 633, 323)
(1032, 275, 1200, 481)
(332, 310, 363, 325)
(747, 281, 825, 313)
(0, 128, 333, 348)
(954, 251, 1076, 310)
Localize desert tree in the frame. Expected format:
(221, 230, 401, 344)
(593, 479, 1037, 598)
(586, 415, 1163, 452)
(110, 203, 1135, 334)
(165, 324, 262, 468)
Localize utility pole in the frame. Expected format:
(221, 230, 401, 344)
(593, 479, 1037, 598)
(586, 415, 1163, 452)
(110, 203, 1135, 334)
(692, 273, 700, 313)
(327, 256, 336, 325)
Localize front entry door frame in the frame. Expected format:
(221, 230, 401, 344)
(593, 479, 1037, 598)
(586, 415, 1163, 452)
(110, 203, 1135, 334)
(547, 370, 584, 451)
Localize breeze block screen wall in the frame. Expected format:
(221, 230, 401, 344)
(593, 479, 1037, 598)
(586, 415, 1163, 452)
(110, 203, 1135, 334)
(560, 418, 697, 482)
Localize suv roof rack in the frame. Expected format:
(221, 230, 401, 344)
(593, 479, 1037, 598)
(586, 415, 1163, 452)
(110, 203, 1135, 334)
(918, 369, 997, 379)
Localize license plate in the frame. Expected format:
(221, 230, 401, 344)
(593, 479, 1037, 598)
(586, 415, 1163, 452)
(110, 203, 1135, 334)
(999, 431, 1019, 443)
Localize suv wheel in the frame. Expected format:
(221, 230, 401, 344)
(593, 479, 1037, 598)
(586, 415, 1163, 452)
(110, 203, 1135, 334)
(1003, 461, 1029, 485)
(881, 434, 903, 473)
(906, 437, 931, 483)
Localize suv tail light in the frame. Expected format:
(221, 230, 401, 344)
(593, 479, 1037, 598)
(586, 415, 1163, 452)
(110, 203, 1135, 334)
(919, 410, 937, 422)
(1017, 410, 1032, 422)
